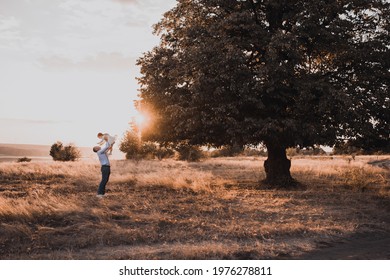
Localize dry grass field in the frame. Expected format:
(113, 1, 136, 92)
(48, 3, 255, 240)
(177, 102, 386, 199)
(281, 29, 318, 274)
(0, 156, 389, 259)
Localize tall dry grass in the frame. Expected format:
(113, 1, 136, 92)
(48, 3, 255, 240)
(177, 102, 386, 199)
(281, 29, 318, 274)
(0, 156, 389, 259)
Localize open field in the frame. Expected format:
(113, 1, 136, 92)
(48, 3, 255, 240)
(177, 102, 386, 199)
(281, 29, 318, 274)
(0, 156, 389, 259)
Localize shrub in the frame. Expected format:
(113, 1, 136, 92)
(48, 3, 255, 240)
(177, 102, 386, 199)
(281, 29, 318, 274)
(120, 129, 175, 160)
(49, 141, 81, 161)
(154, 146, 175, 160)
(286, 147, 299, 157)
(141, 142, 175, 160)
(210, 144, 243, 157)
(175, 142, 204, 162)
(119, 130, 142, 160)
(241, 146, 267, 157)
(17, 157, 32, 163)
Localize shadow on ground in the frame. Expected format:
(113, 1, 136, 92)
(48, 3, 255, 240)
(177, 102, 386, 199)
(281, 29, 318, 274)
(298, 231, 390, 260)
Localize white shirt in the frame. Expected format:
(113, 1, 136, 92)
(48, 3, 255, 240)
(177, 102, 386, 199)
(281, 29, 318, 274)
(97, 142, 110, 166)
(105, 134, 116, 145)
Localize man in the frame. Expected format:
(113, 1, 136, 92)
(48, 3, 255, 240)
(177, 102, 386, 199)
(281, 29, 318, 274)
(93, 142, 111, 197)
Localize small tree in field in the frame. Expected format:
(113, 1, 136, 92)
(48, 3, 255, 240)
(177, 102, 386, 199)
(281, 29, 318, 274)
(137, 0, 389, 186)
(50, 141, 81, 161)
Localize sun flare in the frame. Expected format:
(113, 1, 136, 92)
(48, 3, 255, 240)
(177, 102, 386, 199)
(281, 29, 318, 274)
(132, 111, 151, 130)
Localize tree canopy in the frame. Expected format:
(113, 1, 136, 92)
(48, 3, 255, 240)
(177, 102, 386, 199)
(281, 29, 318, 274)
(137, 0, 389, 184)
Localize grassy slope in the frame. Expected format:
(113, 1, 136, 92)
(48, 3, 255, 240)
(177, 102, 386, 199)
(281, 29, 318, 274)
(0, 156, 389, 259)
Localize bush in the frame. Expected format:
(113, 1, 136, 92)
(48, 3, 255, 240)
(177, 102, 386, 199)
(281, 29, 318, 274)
(286, 147, 299, 157)
(50, 141, 81, 161)
(210, 144, 243, 157)
(17, 157, 31, 163)
(241, 146, 267, 157)
(154, 146, 175, 160)
(141, 142, 175, 160)
(175, 142, 204, 162)
(119, 130, 175, 160)
(119, 130, 142, 160)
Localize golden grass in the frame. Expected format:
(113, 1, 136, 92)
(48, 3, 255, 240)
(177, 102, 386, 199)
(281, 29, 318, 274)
(0, 156, 389, 259)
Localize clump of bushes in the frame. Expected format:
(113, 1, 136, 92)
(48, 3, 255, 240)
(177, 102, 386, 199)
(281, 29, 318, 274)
(49, 141, 81, 161)
(17, 157, 32, 163)
(209, 145, 267, 157)
(174, 142, 204, 162)
(119, 130, 175, 160)
(209, 144, 243, 157)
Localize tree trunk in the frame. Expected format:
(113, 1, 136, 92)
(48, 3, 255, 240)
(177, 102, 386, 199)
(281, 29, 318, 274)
(264, 143, 294, 185)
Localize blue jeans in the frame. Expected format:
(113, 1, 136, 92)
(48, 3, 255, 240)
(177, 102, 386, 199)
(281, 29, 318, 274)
(98, 165, 110, 195)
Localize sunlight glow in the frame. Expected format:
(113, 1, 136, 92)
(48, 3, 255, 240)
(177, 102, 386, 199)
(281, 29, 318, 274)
(132, 110, 151, 131)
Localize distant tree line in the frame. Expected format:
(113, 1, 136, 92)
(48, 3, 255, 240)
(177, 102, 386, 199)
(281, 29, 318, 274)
(120, 126, 389, 161)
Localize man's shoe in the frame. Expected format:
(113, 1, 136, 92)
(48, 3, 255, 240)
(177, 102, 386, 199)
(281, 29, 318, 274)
(96, 194, 105, 198)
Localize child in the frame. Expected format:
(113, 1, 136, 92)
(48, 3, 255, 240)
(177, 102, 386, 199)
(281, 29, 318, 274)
(97, 132, 117, 155)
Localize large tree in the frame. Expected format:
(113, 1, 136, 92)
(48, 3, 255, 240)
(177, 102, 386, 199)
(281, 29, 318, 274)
(137, 0, 389, 185)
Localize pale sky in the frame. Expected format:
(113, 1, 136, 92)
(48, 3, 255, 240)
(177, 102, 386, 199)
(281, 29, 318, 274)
(0, 0, 176, 146)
